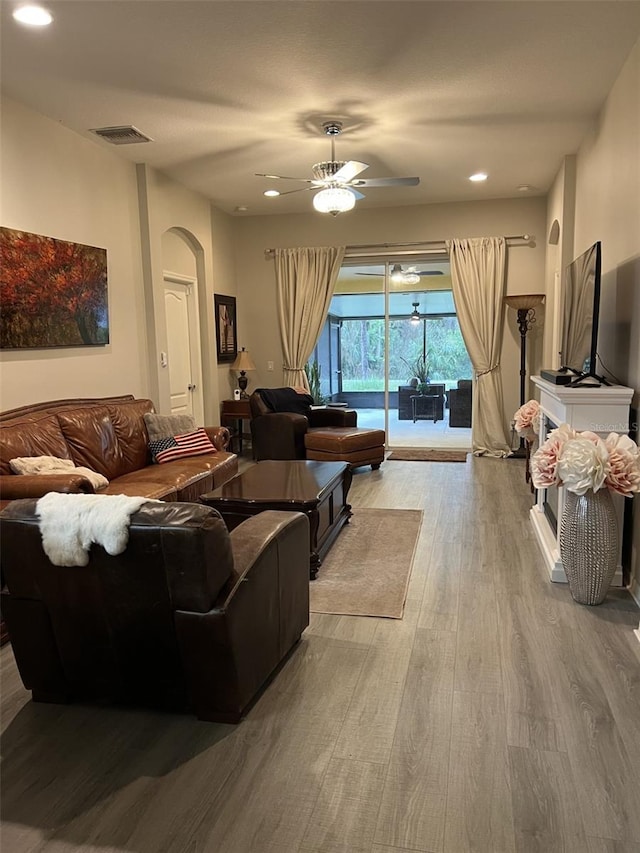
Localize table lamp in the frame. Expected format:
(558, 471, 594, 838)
(231, 347, 256, 398)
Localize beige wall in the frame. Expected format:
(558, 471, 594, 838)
(211, 206, 240, 402)
(545, 36, 640, 595)
(0, 97, 148, 410)
(573, 38, 640, 596)
(0, 96, 237, 423)
(233, 196, 547, 432)
(573, 38, 640, 398)
(136, 165, 235, 425)
(544, 156, 576, 369)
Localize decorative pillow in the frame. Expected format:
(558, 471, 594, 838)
(9, 455, 109, 490)
(149, 428, 216, 464)
(143, 413, 196, 442)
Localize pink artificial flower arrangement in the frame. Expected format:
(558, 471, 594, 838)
(530, 423, 640, 497)
(513, 399, 541, 442)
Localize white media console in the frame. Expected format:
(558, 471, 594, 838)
(529, 375, 634, 584)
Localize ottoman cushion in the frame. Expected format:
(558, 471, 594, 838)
(305, 428, 385, 454)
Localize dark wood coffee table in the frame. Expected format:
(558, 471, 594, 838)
(200, 460, 352, 579)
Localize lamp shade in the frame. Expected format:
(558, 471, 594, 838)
(504, 294, 545, 311)
(231, 348, 256, 371)
(312, 186, 356, 215)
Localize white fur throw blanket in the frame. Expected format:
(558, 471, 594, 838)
(10, 455, 109, 491)
(36, 493, 148, 567)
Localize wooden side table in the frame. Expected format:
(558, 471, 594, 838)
(220, 398, 252, 454)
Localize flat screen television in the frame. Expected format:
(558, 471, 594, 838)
(559, 240, 606, 386)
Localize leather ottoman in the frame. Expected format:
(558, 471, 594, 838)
(304, 427, 385, 470)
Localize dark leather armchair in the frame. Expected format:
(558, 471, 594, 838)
(249, 387, 357, 462)
(448, 379, 473, 428)
(0, 498, 310, 723)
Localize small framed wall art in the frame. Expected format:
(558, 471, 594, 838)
(214, 294, 237, 363)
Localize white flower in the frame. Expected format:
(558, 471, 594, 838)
(557, 436, 610, 495)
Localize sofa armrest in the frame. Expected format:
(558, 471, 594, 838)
(0, 473, 95, 500)
(174, 510, 310, 722)
(203, 426, 231, 452)
(308, 408, 357, 428)
(225, 510, 309, 600)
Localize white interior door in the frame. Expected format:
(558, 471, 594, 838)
(163, 275, 204, 420)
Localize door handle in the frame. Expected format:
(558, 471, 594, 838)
(188, 384, 196, 391)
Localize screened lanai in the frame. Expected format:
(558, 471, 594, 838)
(309, 258, 475, 451)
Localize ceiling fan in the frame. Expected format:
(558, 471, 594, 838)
(256, 121, 420, 215)
(357, 264, 444, 284)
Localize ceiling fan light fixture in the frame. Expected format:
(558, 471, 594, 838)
(403, 272, 420, 285)
(390, 264, 405, 284)
(264, 189, 280, 197)
(313, 186, 356, 215)
(410, 302, 421, 324)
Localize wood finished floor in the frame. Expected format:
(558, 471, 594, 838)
(2, 457, 640, 853)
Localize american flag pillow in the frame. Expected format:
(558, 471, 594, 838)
(149, 428, 215, 464)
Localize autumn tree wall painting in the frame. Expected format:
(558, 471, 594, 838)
(0, 228, 109, 349)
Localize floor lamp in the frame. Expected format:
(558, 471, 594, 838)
(504, 294, 545, 458)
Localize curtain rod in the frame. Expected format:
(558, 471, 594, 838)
(264, 235, 534, 259)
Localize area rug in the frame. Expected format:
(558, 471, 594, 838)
(309, 508, 423, 619)
(387, 449, 469, 462)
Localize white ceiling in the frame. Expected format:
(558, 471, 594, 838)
(2, 1, 640, 217)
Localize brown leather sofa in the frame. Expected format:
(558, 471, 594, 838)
(0, 499, 310, 722)
(0, 395, 238, 506)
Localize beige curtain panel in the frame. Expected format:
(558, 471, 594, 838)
(446, 237, 511, 457)
(274, 246, 345, 390)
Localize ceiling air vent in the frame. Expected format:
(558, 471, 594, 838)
(90, 125, 153, 145)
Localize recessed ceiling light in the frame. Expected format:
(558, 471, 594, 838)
(235, 206, 248, 212)
(264, 189, 280, 197)
(517, 184, 532, 192)
(469, 172, 488, 182)
(13, 5, 53, 26)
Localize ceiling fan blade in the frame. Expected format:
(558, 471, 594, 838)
(333, 160, 369, 182)
(351, 176, 420, 187)
(357, 268, 443, 277)
(255, 173, 314, 183)
(272, 186, 317, 197)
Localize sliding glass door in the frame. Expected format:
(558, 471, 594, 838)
(309, 256, 472, 450)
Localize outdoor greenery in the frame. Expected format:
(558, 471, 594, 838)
(338, 316, 471, 391)
(401, 353, 430, 392)
(304, 360, 326, 405)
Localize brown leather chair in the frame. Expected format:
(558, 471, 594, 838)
(249, 388, 385, 470)
(249, 388, 357, 460)
(448, 379, 473, 428)
(0, 498, 310, 723)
